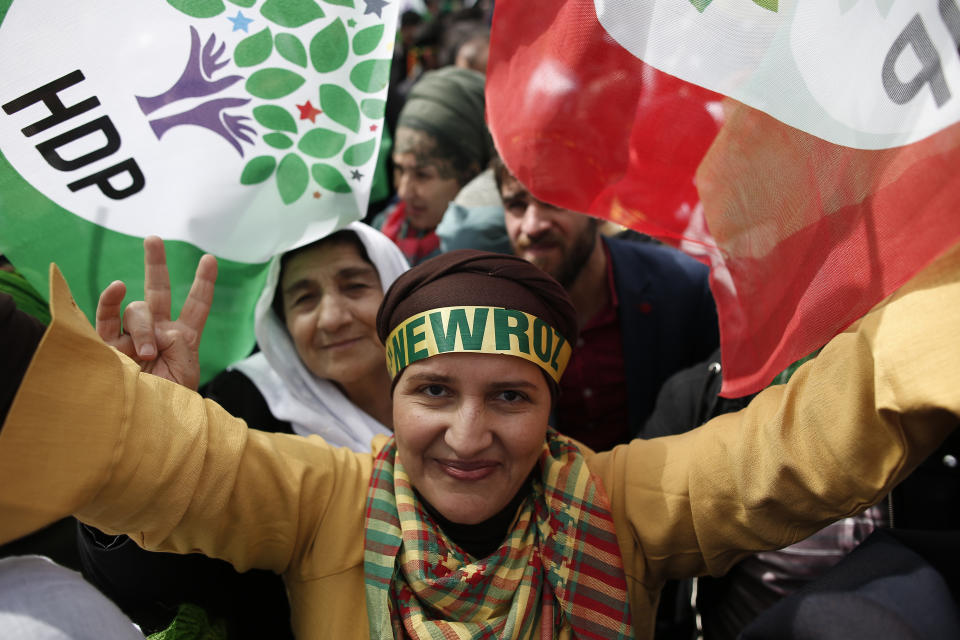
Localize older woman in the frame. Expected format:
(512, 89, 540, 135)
(214, 221, 407, 447)
(1, 243, 959, 639)
(76, 223, 407, 638)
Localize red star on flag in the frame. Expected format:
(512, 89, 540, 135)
(369, 124, 378, 132)
(297, 101, 321, 123)
(313, 191, 322, 199)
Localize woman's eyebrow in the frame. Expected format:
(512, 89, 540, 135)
(403, 372, 454, 384)
(487, 380, 538, 392)
(336, 265, 378, 280)
(282, 278, 316, 296)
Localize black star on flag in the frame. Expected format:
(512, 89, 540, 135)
(363, 0, 389, 18)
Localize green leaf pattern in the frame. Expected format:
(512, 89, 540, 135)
(350, 58, 390, 93)
(235, 28, 273, 67)
(275, 33, 308, 67)
(310, 18, 349, 72)
(352, 24, 383, 56)
(343, 138, 375, 166)
(240, 156, 278, 184)
(360, 98, 385, 119)
(277, 153, 310, 203)
(166, 0, 390, 203)
(253, 105, 298, 133)
(261, 0, 325, 27)
(311, 163, 351, 193)
(264, 132, 295, 149)
(167, 0, 226, 18)
(319, 84, 360, 132)
(298, 128, 346, 158)
(247, 68, 307, 99)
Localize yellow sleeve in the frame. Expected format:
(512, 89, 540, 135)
(590, 241, 960, 587)
(0, 265, 372, 579)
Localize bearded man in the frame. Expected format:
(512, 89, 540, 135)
(496, 161, 719, 449)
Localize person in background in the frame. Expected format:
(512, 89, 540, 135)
(77, 223, 408, 639)
(437, 10, 489, 73)
(375, 66, 494, 265)
(495, 160, 719, 450)
(435, 165, 512, 256)
(206, 222, 407, 447)
(453, 31, 489, 73)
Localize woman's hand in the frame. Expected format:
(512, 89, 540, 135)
(95, 236, 217, 390)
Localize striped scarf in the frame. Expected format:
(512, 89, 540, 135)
(380, 201, 441, 266)
(363, 431, 633, 639)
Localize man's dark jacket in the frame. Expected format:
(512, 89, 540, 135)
(605, 235, 719, 440)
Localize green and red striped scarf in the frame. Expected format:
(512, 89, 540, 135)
(363, 431, 633, 639)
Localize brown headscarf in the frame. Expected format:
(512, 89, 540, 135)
(376, 250, 578, 390)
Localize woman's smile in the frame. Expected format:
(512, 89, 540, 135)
(433, 458, 500, 481)
(318, 335, 364, 351)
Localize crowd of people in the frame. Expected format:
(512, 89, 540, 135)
(1, 2, 959, 639)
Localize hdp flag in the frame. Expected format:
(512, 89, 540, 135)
(0, 0, 397, 381)
(487, 0, 960, 396)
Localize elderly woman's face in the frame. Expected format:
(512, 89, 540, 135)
(393, 352, 551, 525)
(280, 241, 384, 386)
(392, 126, 463, 232)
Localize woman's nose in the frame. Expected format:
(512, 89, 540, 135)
(443, 400, 494, 457)
(316, 296, 351, 332)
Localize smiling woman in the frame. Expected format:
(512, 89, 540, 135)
(269, 228, 399, 431)
(2, 242, 960, 639)
(226, 221, 409, 447)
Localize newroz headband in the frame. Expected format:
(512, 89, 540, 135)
(385, 306, 573, 383)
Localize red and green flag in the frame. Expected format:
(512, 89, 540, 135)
(0, 0, 397, 381)
(487, 0, 960, 395)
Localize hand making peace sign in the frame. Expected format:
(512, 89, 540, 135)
(95, 236, 218, 390)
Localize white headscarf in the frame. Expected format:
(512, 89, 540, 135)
(231, 222, 409, 451)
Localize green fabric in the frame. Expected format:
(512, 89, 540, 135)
(771, 349, 822, 386)
(147, 603, 227, 640)
(0, 269, 49, 325)
(398, 66, 493, 172)
(370, 124, 392, 205)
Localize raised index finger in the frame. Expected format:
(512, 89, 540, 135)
(95, 280, 127, 342)
(143, 235, 172, 323)
(177, 253, 218, 340)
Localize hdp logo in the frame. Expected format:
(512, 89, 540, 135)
(145, 0, 393, 204)
(0, 0, 397, 262)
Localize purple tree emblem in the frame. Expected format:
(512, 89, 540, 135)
(137, 27, 255, 156)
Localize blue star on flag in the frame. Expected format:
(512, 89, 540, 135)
(363, 0, 390, 18)
(351, 170, 364, 181)
(228, 11, 254, 32)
